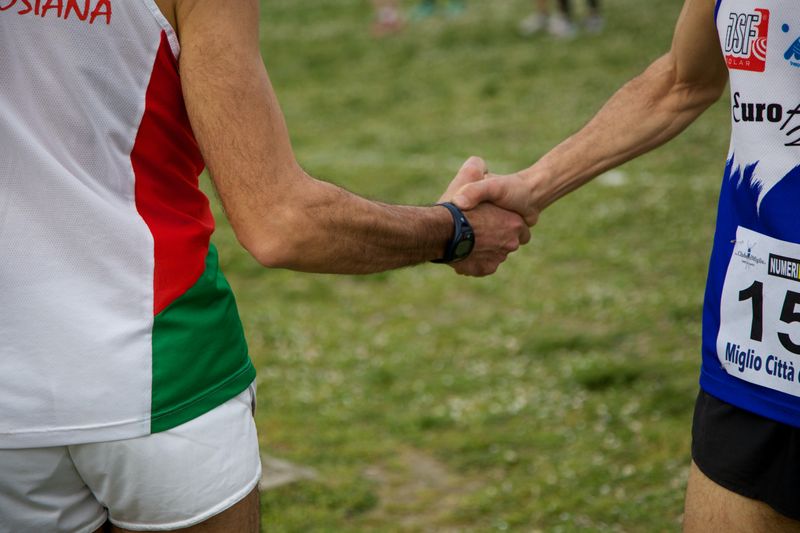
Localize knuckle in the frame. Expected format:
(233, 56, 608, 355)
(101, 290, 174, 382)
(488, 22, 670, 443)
(458, 263, 476, 276)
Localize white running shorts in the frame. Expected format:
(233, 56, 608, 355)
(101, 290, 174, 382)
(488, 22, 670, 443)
(0, 383, 261, 533)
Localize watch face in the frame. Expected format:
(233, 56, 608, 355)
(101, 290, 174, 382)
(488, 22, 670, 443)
(454, 238, 474, 258)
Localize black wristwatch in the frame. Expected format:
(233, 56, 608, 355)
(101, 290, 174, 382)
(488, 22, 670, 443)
(432, 202, 475, 264)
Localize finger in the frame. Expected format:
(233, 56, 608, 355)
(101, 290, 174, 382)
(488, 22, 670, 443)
(458, 266, 487, 277)
(460, 155, 488, 177)
(476, 263, 499, 277)
(519, 224, 531, 245)
(452, 264, 470, 276)
(449, 156, 488, 191)
(452, 263, 474, 276)
(453, 261, 484, 277)
(456, 255, 504, 277)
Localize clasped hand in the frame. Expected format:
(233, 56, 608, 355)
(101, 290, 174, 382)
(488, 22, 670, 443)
(438, 156, 533, 277)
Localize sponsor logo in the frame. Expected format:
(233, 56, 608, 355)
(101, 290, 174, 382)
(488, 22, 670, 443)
(769, 253, 800, 282)
(724, 8, 770, 72)
(732, 92, 800, 146)
(0, 0, 112, 25)
(782, 24, 800, 68)
(734, 240, 767, 268)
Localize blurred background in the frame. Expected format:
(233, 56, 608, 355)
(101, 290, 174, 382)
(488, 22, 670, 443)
(205, 0, 731, 530)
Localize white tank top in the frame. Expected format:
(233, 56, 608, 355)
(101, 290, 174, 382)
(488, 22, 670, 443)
(0, 0, 255, 448)
(702, 0, 800, 427)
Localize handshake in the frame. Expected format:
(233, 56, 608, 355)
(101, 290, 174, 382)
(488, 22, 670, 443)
(437, 156, 541, 278)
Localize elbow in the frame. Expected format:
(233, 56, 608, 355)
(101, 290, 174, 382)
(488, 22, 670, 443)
(690, 73, 728, 109)
(665, 60, 728, 111)
(222, 167, 327, 270)
(707, 75, 729, 104)
(681, 78, 727, 116)
(244, 236, 295, 269)
(238, 228, 298, 269)
(234, 209, 306, 270)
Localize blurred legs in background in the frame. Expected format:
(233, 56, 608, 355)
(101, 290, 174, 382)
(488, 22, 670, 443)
(411, 0, 467, 20)
(445, 0, 466, 17)
(411, 0, 436, 19)
(520, 0, 603, 38)
(373, 0, 468, 35)
(518, 0, 550, 36)
(549, 0, 577, 38)
(372, 0, 404, 36)
(560, 0, 604, 34)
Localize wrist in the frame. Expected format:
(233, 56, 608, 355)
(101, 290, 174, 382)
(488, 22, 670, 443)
(518, 165, 555, 214)
(427, 203, 456, 260)
(431, 202, 475, 263)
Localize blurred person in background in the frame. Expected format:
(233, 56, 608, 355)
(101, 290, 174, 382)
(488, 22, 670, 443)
(519, 0, 603, 38)
(411, 0, 467, 20)
(456, 0, 800, 529)
(372, 0, 404, 36)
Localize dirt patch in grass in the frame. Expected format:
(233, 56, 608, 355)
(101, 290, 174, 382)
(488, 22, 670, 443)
(361, 447, 483, 530)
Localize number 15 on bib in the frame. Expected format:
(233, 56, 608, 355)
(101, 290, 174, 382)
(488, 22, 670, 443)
(719, 226, 800, 396)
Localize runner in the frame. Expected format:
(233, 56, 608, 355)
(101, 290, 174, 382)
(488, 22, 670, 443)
(456, 0, 800, 528)
(0, 0, 529, 531)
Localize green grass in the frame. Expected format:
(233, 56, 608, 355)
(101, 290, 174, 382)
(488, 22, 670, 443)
(208, 0, 731, 530)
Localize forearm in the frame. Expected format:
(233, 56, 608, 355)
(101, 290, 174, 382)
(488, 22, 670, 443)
(522, 52, 724, 211)
(178, 0, 527, 277)
(187, 70, 454, 273)
(243, 172, 453, 273)
(519, 0, 729, 212)
(178, 26, 452, 273)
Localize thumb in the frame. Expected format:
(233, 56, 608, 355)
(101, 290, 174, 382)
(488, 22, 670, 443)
(453, 179, 498, 210)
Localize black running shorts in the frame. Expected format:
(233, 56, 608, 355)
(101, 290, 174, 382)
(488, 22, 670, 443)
(691, 389, 800, 521)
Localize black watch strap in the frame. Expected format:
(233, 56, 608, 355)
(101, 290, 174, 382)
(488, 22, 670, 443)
(432, 202, 475, 264)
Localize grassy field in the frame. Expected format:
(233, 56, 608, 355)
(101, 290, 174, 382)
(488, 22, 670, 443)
(207, 0, 732, 530)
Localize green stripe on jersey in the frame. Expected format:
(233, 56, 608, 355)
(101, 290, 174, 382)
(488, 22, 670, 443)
(150, 244, 255, 433)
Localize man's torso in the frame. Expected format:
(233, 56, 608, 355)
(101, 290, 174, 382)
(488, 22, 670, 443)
(0, 0, 254, 448)
(702, 0, 800, 427)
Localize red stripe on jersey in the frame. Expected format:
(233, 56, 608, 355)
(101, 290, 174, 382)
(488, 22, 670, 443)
(132, 31, 212, 316)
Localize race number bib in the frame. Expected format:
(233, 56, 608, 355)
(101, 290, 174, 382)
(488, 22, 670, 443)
(718, 227, 800, 396)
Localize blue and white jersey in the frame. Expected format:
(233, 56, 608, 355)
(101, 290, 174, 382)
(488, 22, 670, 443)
(702, 0, 800, 426)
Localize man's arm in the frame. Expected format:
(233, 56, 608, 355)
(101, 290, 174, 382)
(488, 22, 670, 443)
(174, 0, 528, 276)
(452, 0, 728, 225)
